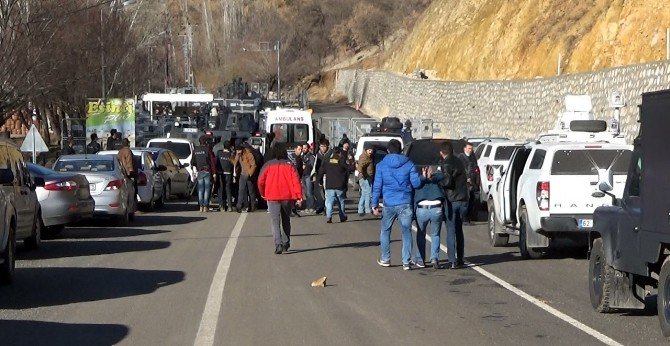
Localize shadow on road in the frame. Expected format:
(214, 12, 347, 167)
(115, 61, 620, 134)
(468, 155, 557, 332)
(287, 240, 397, 254)
(18, 240, 171, 260)
(0, 319, 129, 345)
(51, 228, 170, 240)
(0, 267, 185, 309)
(465, 251, 519, 267)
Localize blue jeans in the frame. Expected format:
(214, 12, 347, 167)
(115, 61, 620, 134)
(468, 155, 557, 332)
(415, 206, 443, 262)
(197, 172, 212, 207)
(357, 178, 372, 214)
(302, 176, 314, 210)
(380, 204, 413, 265)
(325, 189, 346, 219)
(445, 200, 467, 263)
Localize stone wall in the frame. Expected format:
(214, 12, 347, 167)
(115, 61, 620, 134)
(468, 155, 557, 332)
(335, 62, 670, 142)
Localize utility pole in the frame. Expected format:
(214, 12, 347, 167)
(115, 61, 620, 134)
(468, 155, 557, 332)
(275, 40, 280, 99)
(100, 8, 106, 99)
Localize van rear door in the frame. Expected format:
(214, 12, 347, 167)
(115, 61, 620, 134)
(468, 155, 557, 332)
(549, 148, 631, 226)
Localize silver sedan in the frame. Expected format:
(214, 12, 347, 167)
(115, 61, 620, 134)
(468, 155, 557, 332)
(98, 150, 165, 210)
(27, 163, 94, 234)
(53, 155, 136, 225)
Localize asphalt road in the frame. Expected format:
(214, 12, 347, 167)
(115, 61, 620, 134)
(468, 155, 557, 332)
(0, 104, 665, 345)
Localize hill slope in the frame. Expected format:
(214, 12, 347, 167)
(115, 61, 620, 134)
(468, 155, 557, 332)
(385, 0, 670, 80)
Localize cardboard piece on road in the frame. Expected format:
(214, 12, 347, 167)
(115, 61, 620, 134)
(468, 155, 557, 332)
(20, 125, 49, 153)
(311, 276, 327, 287)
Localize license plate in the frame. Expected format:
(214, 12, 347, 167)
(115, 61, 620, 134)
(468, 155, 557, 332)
(579, 219, 593, 228)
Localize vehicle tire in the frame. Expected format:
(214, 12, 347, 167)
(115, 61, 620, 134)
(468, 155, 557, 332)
(658, 256, 670, 337)
(518, 206, 545, 260)
(589, 238, 615, 312)
(25, 212, 43, 250)
(0, 223, 16, 285)
(155, 184, 168, 208)
(488, 202, 509, 247)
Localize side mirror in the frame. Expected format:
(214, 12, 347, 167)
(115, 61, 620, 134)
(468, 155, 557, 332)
(598, 181, 613, 193)
(34, 177, 45, 188)
(180, 163, 190, 168)
(597, 168, 614, 192)
(0, 169, 14, 185)
(155, 165, 167, 172)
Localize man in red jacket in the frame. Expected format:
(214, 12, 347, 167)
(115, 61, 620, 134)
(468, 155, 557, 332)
(258, 143, 303, 254)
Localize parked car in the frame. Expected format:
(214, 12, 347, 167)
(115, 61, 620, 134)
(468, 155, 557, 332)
(476, 141, 526, 207)
(53, 155, 136, 225)
(140, 148, 191, 199)
(98, 150, 165, 210)
(468, 137, 509, 150)
(588, 89, 670, 336)
(0, 140, 44, 284)
(26, 163, 94, 235)
(488, 141, 632, 258)
(147, 138, 196, 191)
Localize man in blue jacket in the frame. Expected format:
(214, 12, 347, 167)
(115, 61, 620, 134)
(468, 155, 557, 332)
(372, 139, 422, 270)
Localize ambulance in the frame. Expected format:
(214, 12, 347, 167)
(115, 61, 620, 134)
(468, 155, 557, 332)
(264, 108, 316, 149)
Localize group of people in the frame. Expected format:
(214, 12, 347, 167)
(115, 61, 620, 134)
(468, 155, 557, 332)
(370, 139, 472, 271)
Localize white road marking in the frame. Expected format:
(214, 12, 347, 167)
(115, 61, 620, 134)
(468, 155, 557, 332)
(194, 213, 248, 346)
(412, 226, 622, 346)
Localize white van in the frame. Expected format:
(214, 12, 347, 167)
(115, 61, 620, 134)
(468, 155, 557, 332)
(264, 108, 314, 148)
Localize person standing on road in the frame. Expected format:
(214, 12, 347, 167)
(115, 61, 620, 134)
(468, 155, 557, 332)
(216, 140, 234, 212)
(312, 139, 330, 214)
(192, 136, 218, 212)
(317, 147, 349, 223)
(371, 139, 422, 271)
(61, 136, 76, 156)
(117, 138, 137, 212)
(301, 143, 316, 213)
(258, 143, 303, 254)
(231, 144, 257, 212)
(458, 142, 479, 225)
(413, 165, 445, 269)
(287, 144, 304, 215)
(357, 143, 375, 216)
(86, 133, 101, 154)
(106, 129, 117, 150)
(439, 141, 469, 269)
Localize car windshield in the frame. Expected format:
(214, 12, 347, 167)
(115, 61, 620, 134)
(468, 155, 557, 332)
(148, 141, 191, 159)
(494, 146, 520, 160)
(54, 160, 114, 172)
(27, 163, 57, 177)
(551, 149, 632, 175)
(406, 139, 465, 165)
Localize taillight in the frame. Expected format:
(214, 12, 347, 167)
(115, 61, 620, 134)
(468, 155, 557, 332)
(44, 180, 77, 191)
(137, 172, 148, 186)
(104, 179, 124, 191)
(536, 181, 550, 211)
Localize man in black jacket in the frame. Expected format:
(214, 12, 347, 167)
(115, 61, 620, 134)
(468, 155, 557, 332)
(216, 140, 234, 211)
(317, 147, 349, 223)
(458, 141, 479, 224)
(438, 141, 469, 269)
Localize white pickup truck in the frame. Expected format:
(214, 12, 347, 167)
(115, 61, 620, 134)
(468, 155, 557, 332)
(487, 142, 632, 259)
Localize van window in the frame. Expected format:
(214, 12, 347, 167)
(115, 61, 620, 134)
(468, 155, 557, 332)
(475, 144, 485, 158)
(551, 149, 631, 176)
(529, 149, 546, 169)
(483, 145, 492, 158)
(493, 146, 519, 161)
(271, 124, 309, 144)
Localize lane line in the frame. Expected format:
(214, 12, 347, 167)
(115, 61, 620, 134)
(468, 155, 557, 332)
(412, 226, 622, 346)
(194, 213, 248, 346)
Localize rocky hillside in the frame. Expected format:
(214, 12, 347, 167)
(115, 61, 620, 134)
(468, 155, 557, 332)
(385, 0, 670, 80)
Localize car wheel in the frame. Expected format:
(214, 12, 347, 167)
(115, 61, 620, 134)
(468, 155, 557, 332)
(0, 223, 16, 285)
(155, 184, 168, 208)
(589, 238, 615, 312)
(488, 202, 508, 247)
(25, 212, 43, 250)
(519, 206, 545, 260)
(658, 256, 670, 337)
(43, 224, 65, 238)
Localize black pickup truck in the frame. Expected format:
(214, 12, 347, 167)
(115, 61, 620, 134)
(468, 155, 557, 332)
(589, 89, 670, 336)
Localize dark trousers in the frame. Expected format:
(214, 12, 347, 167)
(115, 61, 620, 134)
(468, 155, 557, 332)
(268, 200, 293, 246)
(314, 183, 325, 211)
(445, 200, 468, 263)
(465, 189, 478, 222)
(237, 174, 257, 209)
(218, 173, 233, 209)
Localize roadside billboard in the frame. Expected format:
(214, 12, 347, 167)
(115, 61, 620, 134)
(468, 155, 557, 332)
(85, 98, 135, 148)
